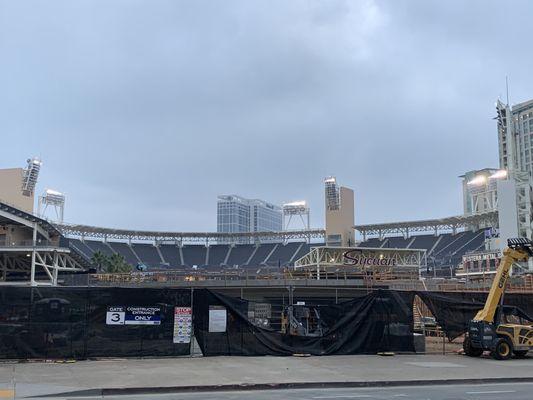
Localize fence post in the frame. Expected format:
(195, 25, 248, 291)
(190, 287, 194, 358)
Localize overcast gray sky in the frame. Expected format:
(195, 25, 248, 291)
(1, 0, 532, 231)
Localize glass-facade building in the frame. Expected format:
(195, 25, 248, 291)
(217, 195, 282, 240)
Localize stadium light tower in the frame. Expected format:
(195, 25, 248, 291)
(461, 168, 509, 217)
(22, 157, 42, 197)
(38, 189, 66, 223)
(282, 201, 310, 231)
(324, 176, 340, 211)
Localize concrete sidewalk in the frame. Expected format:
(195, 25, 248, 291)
(0, 354, 532, 398)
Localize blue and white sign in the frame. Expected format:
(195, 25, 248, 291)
(106, 306, 161, 325)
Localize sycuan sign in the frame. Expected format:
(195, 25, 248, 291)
(343, 250, 397, 267)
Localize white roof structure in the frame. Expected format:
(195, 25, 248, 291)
(354, 211, 497, 240)
(54, 222, 325, 244)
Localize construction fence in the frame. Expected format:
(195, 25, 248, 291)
(0, 286, 532, 359)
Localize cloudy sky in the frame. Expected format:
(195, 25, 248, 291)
(1, 0, 532, 232)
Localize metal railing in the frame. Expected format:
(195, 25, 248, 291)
(81, 269, 370, 287)
(0, 239, 57, 248)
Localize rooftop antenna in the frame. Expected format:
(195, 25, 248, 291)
(506, 76, 510, 105)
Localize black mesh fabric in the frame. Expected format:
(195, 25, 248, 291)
(4, 286, 531, 359)
(193, 289, 415, 356)
(0, 287, 191, 359)
(417, 291, 533, 340)
(85, 287, 191, 357)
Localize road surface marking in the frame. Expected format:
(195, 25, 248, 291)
(466, 390, 516, 394)
(313, 396, 373, 399)
(404, 362, 465, 368)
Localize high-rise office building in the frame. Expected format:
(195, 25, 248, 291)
(497, 98, 533, 175)
(495, 98, 533, 246)
(217, 195, 282, 236)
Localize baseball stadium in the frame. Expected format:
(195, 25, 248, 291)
(1, 99, 533, 361)
(1, 127, 533, 293)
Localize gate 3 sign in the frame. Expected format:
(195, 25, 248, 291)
(106, 306, 162, 325)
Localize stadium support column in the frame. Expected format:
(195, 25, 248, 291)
(52, 251, 59, 286)
(30, 222, 37, 286)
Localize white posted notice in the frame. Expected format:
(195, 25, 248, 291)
(208, 306, 227, 332)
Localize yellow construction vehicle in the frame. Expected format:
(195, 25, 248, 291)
(463, 238, 533, 360)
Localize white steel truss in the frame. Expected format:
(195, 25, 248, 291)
(354, 212, 497, 240)
(295, 246, 425, 269)
(293, 246, 425, 280)
(54, 223, 325, 244)
(0, 249, 84, 286)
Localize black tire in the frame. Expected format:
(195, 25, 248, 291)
(514, 350, 528, 358)
(491, 337, 513, 360)
(463, 336, 483, 357)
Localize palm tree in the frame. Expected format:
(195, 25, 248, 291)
(90, 251, 108, 273)
(106, 253, 132, 273)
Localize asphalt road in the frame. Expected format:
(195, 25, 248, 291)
(37, 382, 533, 400)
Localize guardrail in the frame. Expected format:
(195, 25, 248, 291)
(84, 269, 370, 286)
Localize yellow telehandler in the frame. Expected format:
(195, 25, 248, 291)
(463, 238, 533, 360)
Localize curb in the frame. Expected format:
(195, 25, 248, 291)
(32, 377, 533, 397)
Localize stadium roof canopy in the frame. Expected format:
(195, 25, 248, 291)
(354, 211, 497, 240)
(0, 200, 61, 241)
(54, 222, 326, 244)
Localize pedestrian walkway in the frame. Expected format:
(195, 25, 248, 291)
(0, 354, 532, 398)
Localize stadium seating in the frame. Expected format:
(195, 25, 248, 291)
(382, 236, 412, 248)
(84, 240, 115, 257)
(131, 243, 162, 267)
(357, 229, 487, 273)
(358, 237, 386, 248)
(291, 242, 313, 262)
(409, 235, 438, 251)
(159, 244, 181, 266)
(182, 245, 207, 267)
(107, 242, 139, 266)
(207, 245, 230, 267)
(225, 244, 255, 267)
(70, 239, 311, 270)
(247, 243, 276, 266)
(267, 242, 302, 266)
(430, 233, 456, 256)
(70, 229, 486, 275)
(69, 238, 95, 261)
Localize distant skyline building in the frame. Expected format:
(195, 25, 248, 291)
(217, 195, 282, 236)
(497, 98, 533, 175)
(495, 98, 533, 247)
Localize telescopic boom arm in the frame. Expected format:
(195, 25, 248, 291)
(473, 238, 533, 323)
